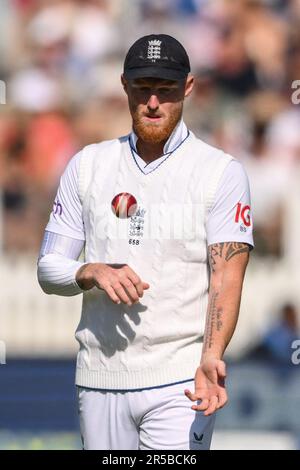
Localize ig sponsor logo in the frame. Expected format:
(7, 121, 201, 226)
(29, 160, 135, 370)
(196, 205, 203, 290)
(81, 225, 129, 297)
(235, 203, 251, 228)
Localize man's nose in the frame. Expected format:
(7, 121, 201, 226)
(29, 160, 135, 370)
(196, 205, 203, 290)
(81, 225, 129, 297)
(147, 94, 159, 110)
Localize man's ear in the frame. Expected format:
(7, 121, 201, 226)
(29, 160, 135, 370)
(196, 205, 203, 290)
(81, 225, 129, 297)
(184, 75, 194, 98)
(121, 74, 128, 94)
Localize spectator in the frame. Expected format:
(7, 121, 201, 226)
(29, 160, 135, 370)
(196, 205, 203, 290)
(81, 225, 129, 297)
(247, 303, 300, 364)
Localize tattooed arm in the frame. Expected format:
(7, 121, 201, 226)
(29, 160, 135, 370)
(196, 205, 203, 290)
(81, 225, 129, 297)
(203, 242, 249, 358)
(185, 242, 250, 415)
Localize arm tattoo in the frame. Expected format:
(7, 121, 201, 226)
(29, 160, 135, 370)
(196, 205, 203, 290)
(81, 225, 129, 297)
(208, 244, 223, 273)
(203, 291, 223, 351)
(204, 243, 248, 350)
(208, 242, 249, 272)
(225, 242, 249, 261)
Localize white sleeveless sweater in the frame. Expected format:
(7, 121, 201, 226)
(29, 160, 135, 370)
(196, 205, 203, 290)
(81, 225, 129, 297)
(75, 131, 233, 390)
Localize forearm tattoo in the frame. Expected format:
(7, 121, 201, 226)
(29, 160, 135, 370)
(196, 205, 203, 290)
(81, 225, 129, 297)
(203, 291, 223, 351)
(208, 242, 249, 272)
(203, 242, 248, 351)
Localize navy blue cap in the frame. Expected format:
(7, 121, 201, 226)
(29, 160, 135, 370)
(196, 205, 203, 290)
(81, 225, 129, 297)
(123, 34, 191, 81)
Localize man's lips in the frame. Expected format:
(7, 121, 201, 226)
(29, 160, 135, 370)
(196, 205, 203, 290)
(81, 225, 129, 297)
(143, 115, 163, 121)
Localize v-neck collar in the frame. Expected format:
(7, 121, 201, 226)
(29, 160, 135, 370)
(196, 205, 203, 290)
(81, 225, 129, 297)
(124, 128, 192, 179)
(130, 119, 188, 154)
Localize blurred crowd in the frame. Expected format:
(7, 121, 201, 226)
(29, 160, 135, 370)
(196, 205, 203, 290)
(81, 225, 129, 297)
(246, 302, 300, 365)
(0, 0, 300, 255)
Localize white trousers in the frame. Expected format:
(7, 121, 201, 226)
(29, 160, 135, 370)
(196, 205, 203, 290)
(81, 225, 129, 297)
(77, 380, 216, 450)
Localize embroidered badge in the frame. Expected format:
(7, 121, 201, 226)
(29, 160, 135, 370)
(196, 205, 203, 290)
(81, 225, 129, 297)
(129, 207, 146, 246)
(147, 39, 162, 62)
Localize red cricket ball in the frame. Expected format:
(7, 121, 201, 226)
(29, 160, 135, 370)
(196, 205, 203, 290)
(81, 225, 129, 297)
(111, 192, 137, 218)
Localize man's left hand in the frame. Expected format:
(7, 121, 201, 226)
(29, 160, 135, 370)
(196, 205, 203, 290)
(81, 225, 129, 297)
(184, 358, 228, 416)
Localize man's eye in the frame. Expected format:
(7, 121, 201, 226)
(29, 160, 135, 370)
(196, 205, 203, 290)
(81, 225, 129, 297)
(159, 88, 173, 94)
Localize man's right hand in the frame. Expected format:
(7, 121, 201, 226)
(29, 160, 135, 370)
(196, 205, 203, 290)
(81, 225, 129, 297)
(75, 263, 150, 306)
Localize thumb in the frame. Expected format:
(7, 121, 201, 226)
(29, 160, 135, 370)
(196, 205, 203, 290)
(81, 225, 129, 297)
(184, 389, 197, 401)
(217, 360, 226, 379)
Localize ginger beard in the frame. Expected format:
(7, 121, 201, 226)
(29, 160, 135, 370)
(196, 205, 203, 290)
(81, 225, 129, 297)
(131, 105, 183, 144)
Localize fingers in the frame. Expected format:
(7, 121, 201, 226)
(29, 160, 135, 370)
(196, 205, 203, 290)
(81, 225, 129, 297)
(184, 388, 227, 415)
(216, 361, 227, 409)
(120, 280, 140, 305)
(185, 389, 209, 412)
(192, 399, 209, 412)
(100, 281, 137, 306)
(95, 276, 134, 306)
(119, 268, 151, 305)
(216, 388, 228, 410)
(124, 268, 145, 299)
(125, 271, 150, 296)
(184, 389, 208, 411)
(184, 389, 196, 401)
(114, 282, 135, 305)
(95, 264, 150, 306)
(203, 395, 218, 416)
(217, 360, 227, 379)
(184, 390, 209, 411)
(100, 283, 121, 304)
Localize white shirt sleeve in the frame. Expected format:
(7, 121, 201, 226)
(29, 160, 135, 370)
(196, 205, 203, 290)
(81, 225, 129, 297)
(45, 150, 85, 240)
(38, 252, 85, 296)
(206, 159, 254, 248)
(38, 149, 86, 297)
(37, 231, 85, 296)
